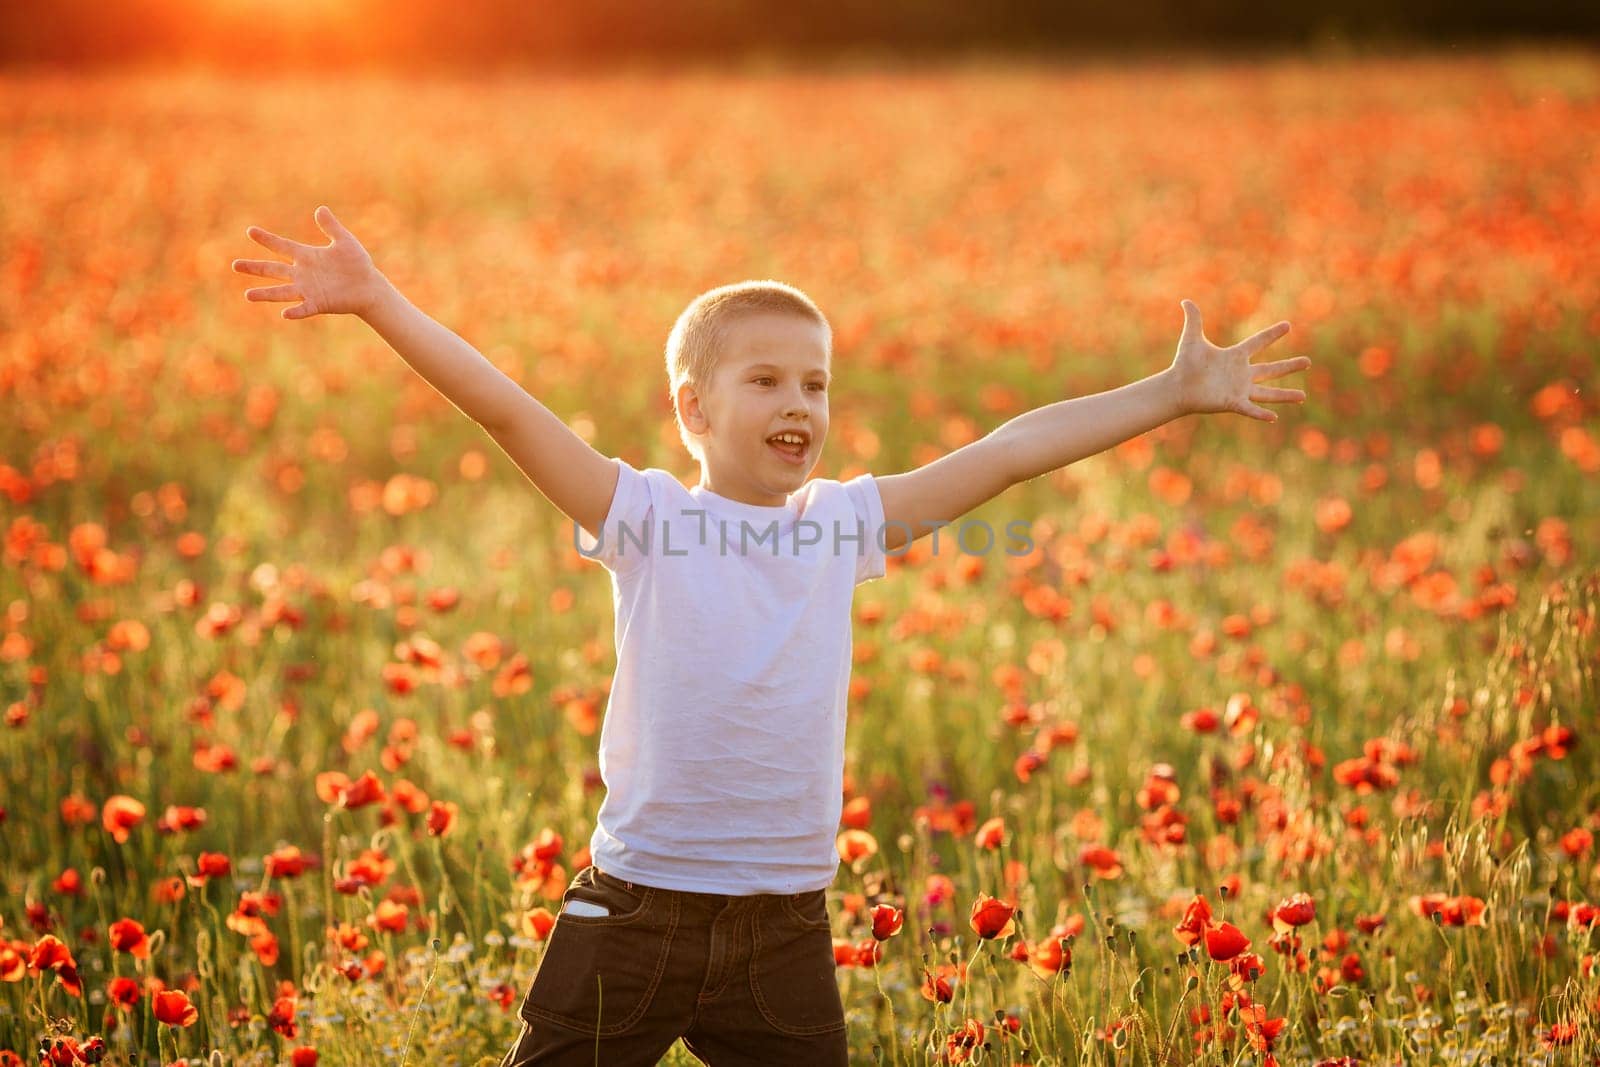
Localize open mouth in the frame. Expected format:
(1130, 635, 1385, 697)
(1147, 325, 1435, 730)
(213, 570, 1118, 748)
(766, 431, 810, 464)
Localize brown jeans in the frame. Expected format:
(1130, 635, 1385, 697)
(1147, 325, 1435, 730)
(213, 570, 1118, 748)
(500, 865, 849, 1066)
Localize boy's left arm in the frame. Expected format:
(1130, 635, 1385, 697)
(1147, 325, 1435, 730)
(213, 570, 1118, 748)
(876, 300, 1310, 552)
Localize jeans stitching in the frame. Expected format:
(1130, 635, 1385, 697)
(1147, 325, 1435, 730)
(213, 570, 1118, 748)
(781, 891, 833, 932)
(556, 869, 652, 926)
(747, 906, 847, 1036)
(697, 903, 748, 1003)
(520, 891, 679, 1036)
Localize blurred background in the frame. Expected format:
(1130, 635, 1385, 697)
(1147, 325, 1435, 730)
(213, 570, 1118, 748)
(3, 2, 1600, 1065)
(1, 0, 1596, 69)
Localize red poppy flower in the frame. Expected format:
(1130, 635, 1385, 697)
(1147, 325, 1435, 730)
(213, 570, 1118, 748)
(1230, 951, 1267, 983)
(338, 770, 385, 810)
(1027, 929, 1073, 977)
(368, 900, 408, 934)
(836, 829, 878, 865)
(153, 989, 198, 1027)
(0, 943, 24, 982)
(1560, 828, 1593, 857)
(1174, 894, 1213, 947)
(268, 994, 298, 1038)
(197, 852, 232, 880)
(107, 975, 141, 1009)
(1079, 845, 1123, 880)
(426, 800, 457, 837)
(226, 890, 280, 938)
(521, 907, 555, 941)
(156, 805, 207, 834)
(1272, 892, 1316, 932)
(1441, 896, 1487, 926)
(101, 796, 145, 844)
(974, 817, 1006, 850)
(108, 919, 150, 959)
(265, 845, 310, 879)
(491, 653, 532, 698)
(969, 893, 1016, 940)
(38, 1038, 81, 1067)
(27, 934, 73, 973)
(839, 795, 872, 829)
(920, 970, 955, 1003)
(870, 904, 903, 941)
(60, 794, 97, 827)
(1135, 764, 1181, 810)
(391, 777, 429, 814)
(947, 1018, 985, 1058)
(1013, 750, 1046, 783)
(1544, 1021, 1578, 1048)
(1244, 1004, 1287, 1051)
(1204, 921, 1251, 961)
(240, 932, 273, 966)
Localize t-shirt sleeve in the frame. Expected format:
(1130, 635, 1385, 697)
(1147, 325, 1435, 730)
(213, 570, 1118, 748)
(841, 472, 887, 585)
(575, 457, 654, 577)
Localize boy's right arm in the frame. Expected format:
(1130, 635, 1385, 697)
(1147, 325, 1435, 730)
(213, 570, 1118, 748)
(234, 206, 618, 542)
(360, 281, 620, 542)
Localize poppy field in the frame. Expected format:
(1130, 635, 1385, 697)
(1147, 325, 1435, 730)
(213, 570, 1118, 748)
(2, 48, 1599, 1065)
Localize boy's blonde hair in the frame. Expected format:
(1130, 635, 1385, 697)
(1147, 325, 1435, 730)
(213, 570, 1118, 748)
(665, 280, 832, 462)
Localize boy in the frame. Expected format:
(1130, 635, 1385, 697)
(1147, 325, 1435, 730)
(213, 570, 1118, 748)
(233, 206, 1309, 1065)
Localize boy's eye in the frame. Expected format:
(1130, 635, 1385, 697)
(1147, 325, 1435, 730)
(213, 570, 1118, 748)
(752, 377, 826, 390)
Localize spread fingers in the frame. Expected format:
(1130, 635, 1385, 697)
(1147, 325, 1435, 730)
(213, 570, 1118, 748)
(1251, 356, 1313, 381)
(1251, 386, 1307, 404)
(245, 284, 301, 302)
(245, 226, 310, 258)
(232, 258, 293, 280)
(1233, 321, 1292, 359)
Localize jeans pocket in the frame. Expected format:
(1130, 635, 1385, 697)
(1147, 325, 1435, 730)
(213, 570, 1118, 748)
(748, 894, 846, 1036)
(780, 889, 834, 933)
(519, 869, 674, 1035)
(558, 866, 651, 924)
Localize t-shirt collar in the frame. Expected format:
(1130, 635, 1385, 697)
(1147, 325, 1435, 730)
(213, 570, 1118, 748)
(688, 482, 797, 525)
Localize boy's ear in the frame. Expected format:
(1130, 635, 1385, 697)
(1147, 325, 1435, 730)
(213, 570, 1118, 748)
(677, 381, 709, 434)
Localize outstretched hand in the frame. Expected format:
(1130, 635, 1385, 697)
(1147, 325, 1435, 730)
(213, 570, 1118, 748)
(1168, 300, 1310, 422)
(232, 206, 385, 320)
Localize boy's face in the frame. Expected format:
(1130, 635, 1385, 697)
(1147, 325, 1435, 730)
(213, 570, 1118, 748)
(680, 311, 831, 506)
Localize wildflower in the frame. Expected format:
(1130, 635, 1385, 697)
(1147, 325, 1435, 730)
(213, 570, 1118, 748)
(107, 976, 141, 1010)
(1205, 922, 1251, 961)
(1174, 894, 1213, 947)
(969, 893, 1016, 940)
(1271, 892, 1316, 932)
(107, 919, 150, 959)
(152, 990, 198, 1027)
(835, 829, 878, 865)
(974, 817, 1006, 850)
(426, 800, 457, 837)
(1079, 845, 1124, 880)
(101, 796, 145, 844)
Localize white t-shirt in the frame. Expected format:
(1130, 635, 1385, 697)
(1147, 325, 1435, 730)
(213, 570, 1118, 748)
(574, 457, 887, 894)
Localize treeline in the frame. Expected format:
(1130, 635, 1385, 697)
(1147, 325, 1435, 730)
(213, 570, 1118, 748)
(2, 0, 1596, 69)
